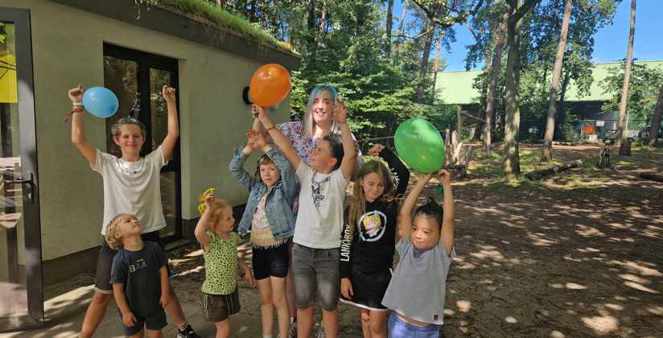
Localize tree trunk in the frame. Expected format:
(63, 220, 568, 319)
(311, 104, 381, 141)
(503, 0, 525, 178)
(431, 37, 443, 100)
(617, 0, 636, 155)
(556, 71, 571, 140)
(542, 0, 573, 162)
(484, 10, 509, 153)
(648, 86, 663, 147)
(416, 21, 436, 103)
(386, 0, 394, 56)
(393, 0, 409, 64)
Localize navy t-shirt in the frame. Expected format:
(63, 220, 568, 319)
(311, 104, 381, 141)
(110, 241, 167, 316)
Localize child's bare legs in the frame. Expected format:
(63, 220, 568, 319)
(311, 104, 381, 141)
(368, 310, 388, 338)
(296, 307, 314, 338)
(80, 291, 113, 338)
(163, 288, 188, 328)
(145, 329, 163, 338)
(361, 310, 372, 338)
(257, 278, 275, 337)
(322, 308, 338, 338)
(215, 319, 231, 338)
(271, 277, 289, 338)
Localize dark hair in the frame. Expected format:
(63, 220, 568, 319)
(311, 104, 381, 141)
(323, 134, 344, 170)
(414, 197, 443, 229)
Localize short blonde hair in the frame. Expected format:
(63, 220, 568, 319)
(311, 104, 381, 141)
(105, 213, 134, 249)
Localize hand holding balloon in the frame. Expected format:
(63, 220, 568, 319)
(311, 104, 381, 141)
(161, 85, 176, 104)
(68, 85, 84, 105)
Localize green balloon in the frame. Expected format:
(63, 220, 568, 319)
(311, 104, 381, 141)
(394, 118, 445, 173)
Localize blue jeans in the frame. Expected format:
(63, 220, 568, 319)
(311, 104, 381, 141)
(388, 313, 442, 338)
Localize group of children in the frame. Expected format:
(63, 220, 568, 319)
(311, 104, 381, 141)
(67, 83, 455, 338)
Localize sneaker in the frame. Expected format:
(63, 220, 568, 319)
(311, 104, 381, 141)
(288, 318, 297, 338)
(314, 322, 325, 338)
(176, 324, 201, 338)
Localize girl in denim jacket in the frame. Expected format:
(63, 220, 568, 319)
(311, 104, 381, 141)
(229, 128, 298, 338)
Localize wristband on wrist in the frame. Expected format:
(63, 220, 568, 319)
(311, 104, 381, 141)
(72, 102, 83, 107)
(266, 125, 276, 132)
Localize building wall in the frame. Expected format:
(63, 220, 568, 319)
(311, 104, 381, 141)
(0, 0, 292, 262)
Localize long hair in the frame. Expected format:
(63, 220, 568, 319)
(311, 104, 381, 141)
(347, 160, 396, 235)
(303, 84, 340, 138)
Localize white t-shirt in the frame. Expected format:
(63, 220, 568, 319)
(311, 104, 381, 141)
(293, 162, 348, 249)
(92, 146, 167, 235)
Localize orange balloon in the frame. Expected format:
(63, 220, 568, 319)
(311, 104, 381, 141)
(249, 64, 292, 107)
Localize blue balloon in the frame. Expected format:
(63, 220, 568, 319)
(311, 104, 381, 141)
(82, 87, 119, 118)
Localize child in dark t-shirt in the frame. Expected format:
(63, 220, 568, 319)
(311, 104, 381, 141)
(107, 213, 170, 338)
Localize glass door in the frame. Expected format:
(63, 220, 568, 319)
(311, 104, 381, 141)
(0, 8, 43, 332)
(103, 44, 181, 242)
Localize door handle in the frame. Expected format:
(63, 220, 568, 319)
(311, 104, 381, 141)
(4, 172, 35, 203)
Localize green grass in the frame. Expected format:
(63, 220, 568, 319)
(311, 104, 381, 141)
(149, 0, 295, 53)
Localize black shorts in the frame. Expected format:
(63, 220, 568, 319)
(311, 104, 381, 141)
(340, 266, 391, 311)
(94, 230, 166, 293)
(123, 309, 168, 336)
(252, 241, 290, 280)
(201, 289, 241, 322)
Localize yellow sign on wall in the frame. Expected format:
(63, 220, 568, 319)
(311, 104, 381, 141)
(0, 54, 18, 103)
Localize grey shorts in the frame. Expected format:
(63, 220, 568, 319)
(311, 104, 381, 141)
(201, 289, 241, 322)
(291, 243, 340, 311)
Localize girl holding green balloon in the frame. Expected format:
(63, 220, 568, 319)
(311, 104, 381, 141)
(381, 170, 456, 338)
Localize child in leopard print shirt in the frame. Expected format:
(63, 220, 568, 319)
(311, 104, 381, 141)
(194, 191, 256, 338)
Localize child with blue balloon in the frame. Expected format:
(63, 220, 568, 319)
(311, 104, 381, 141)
(67, 85, 200, 338)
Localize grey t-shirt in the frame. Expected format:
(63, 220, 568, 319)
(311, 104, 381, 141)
(381, 239, 455, 325)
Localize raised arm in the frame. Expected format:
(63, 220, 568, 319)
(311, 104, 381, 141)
(160, 85, 179, 162)
(194, 193, 215, 250)
(438, 170, 455, 254)
(255, 105, 302, 170)
(397, 173, 432, 240)
(335, 102, 357, 180)
(68, 86, 97, 166)
(228, 131, 259, 189)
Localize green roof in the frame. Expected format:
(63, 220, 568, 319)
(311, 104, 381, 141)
(436, 60, 663, 105)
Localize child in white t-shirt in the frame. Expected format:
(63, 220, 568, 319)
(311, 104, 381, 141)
(67, 85, 199, 338)
(255, 97, 356, 338)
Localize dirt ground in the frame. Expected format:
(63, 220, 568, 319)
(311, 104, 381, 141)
(11, 144, 663, 338)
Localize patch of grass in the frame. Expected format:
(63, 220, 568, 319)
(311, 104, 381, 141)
(148, 0, 295, 53)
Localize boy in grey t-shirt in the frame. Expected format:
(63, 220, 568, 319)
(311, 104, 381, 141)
(382, 170, 456, 338)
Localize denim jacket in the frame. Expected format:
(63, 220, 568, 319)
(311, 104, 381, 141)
(229, 146, 298, 240)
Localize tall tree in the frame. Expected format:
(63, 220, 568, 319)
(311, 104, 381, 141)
(648, 86, 663, 147)
(484, 8, 509, 152)
(385, 0, 394, 56)
(616, 0, 636, 155)
(503, 0, 540, 178)
(541, 0, 573, 161)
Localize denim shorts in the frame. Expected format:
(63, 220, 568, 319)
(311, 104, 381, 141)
(291, 243, 340, 311)
(388, 313, 442, 338)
